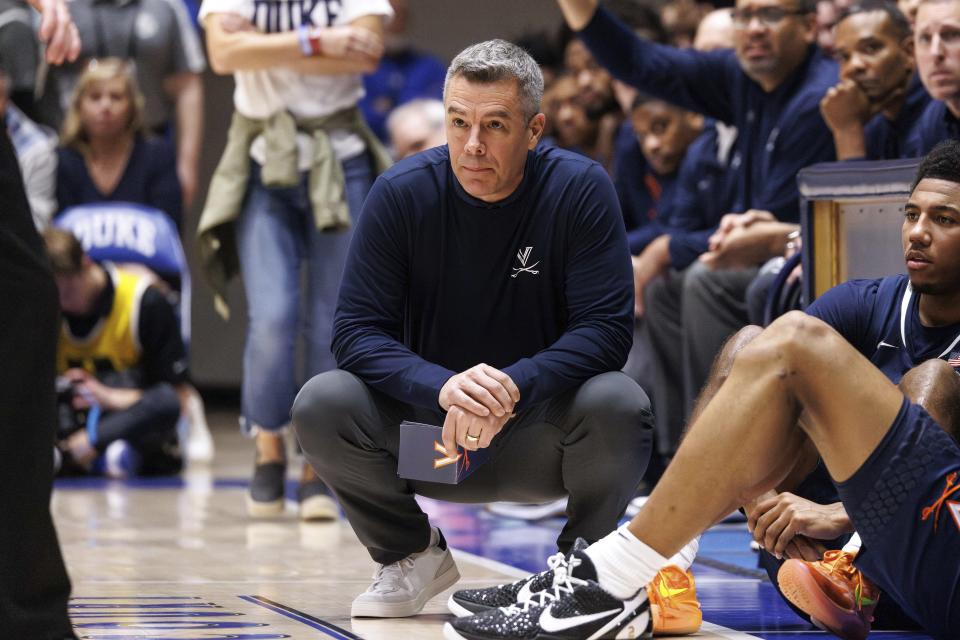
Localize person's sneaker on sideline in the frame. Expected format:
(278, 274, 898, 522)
(777, 550, 879, 640)
(247, 460, 286, 517)
(352, 527, 460, 618)
(297, 477, 338, 521)
(648, 565, 702, 636)
(443, 552, 651, 640)
(447, 538, 589, 617)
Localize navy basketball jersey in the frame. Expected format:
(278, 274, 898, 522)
(806, 274, 960, 384)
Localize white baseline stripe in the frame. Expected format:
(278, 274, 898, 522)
(700, 622, 762, 639)
(451, 547, 761, 640)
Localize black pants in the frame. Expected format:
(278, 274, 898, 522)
(293, 369, 653, 564)
(0, 127, 74, 637)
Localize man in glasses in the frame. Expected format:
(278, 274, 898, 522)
(555, 0, 836, 463)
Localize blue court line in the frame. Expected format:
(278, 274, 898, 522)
(238, 595, 360, 640)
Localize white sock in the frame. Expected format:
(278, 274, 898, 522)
(584, 524, 668, 599)
(667, 536, 700, 571)
(841, 532, 862, 555)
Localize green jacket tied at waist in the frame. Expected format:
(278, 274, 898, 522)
(197, 106, 392, 319)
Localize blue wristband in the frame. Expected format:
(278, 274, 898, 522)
(297, 24, 312, 56)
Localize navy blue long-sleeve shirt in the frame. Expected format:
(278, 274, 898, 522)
(611, 121, 677, 254)
(332, 145, 634, 411)
(578, 5, 837, 222)
(862, 75, 931, 160)
(906, 98, 960, 157)
(665, 122, 738, 269)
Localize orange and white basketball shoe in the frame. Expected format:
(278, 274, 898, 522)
(648, 565, 702, 636)
(777, 550, 879, 640)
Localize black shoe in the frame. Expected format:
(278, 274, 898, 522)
(443, 553, 651, 640)
(447, 538, 589, 616)
(297, 477, 338, 521)
(247, 460, 286, 517)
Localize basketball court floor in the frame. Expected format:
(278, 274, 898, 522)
(53, 406, 933, 640)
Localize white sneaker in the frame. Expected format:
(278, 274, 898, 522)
(351, 528, 460, 618)
(182, 386, 215, 463)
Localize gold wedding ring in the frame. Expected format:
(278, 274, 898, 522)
(465, 434, 480, 442)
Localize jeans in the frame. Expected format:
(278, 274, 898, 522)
(236, 152, 373, 433)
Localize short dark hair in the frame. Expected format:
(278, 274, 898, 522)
(912, 140, 960, 191)
(795, 0, 818, 14)
(838, 0, 911, 41)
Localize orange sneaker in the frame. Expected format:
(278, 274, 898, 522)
(647, 565, 702, 636)
(777, 550, 880, 640)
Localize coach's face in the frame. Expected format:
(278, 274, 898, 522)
(835, 11, 914, 104)
(915, 0, 960, 105)
(445, 76, 545, 203)
(734, 0, 817, 91)
(903, 177, 960, 294)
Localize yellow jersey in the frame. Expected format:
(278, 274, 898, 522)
(57, 266, 150, 377)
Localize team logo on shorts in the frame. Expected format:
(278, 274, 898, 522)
(921, 471, 960, 533)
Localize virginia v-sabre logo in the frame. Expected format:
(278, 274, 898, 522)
(511, 246, 540, 278)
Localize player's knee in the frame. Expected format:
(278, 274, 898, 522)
(901, 359, 960, 441)
(730, 312, 828, 376)
(900, 359, 957, 397)
(714, 325, 764, 380)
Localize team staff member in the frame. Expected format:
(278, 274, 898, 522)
(908, 0, 960, 153)
(0, 0, 79, 635)
(820, 0, 930, 160)
(292, 39, 652, 619)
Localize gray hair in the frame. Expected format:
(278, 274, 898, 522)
(387, 98, 446, 133)
(444, 39, 544, 121)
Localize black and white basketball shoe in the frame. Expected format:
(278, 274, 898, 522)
(447, 538, 590, 617)
(443, 552, 652, 640)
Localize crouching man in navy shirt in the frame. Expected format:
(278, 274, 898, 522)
(291, 39, 652, 619)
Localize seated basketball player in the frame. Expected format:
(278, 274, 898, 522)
(291, 40, 655, 618)
(44, 227, 186, 477)
(444, 142, 960, 640)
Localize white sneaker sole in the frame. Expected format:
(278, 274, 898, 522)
(246, 494, 285, 518)
(299, 494, 338, 521)
(446, 594, 474, 618)
(351, 560, 461, 618)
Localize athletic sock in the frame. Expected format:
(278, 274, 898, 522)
(841, 532, 862, 555)
(584, 523, 668, 599)
(667, 535, 700, 571)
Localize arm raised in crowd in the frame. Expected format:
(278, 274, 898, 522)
(204, 13, 383, 75)
(558, 0, 737, 124)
